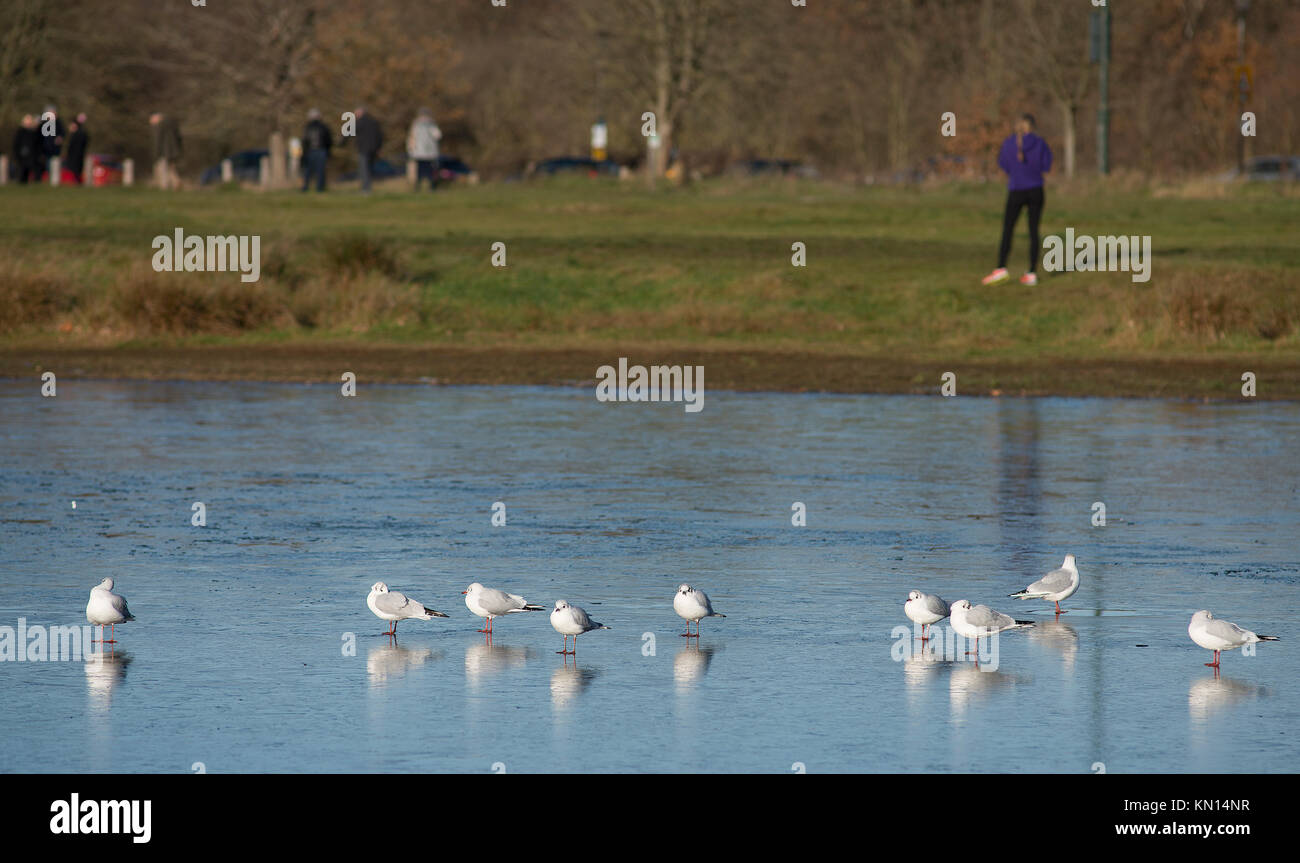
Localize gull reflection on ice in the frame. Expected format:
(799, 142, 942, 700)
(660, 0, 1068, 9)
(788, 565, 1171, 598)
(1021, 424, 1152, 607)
(464, 642, 529, 692)
(1188, 674, 1270, 723)
(551, 660, 599, 711)
(673, 644, 715, 693)
(85, 650, 131, 713)
(949, 663, 1027, 713)
(1028, 620, 1078, 668)
(367, 643, 437, 688)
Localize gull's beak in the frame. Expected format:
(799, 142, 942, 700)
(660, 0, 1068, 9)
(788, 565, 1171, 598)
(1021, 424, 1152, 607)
(461, 590, 468, 594)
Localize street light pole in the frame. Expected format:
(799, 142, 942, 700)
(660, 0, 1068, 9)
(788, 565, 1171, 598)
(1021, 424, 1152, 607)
(1236, 0, 1251, 175)
(1097, 1, 1110, 175)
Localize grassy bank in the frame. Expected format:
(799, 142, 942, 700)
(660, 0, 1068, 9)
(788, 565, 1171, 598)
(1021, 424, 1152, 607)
(1, 178, 1297, 397)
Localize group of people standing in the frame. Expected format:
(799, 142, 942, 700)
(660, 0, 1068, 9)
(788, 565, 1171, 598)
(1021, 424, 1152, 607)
(300, 105, 442, 193)
(9, 106, 89, 183)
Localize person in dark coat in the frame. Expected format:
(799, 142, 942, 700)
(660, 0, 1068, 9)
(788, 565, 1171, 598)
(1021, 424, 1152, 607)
(353, 106, 382, 193)
(12, 114, 42, 183)
(149, 112, 183, 189)
(301, 108, 332, 192)
(66, 113, 89, 182)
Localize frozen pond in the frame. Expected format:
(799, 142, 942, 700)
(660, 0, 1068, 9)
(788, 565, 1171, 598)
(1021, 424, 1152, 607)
(0, 381, 1295, 773)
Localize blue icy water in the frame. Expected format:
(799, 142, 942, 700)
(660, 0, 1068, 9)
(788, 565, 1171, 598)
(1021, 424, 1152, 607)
(0, 381, 1296, 773)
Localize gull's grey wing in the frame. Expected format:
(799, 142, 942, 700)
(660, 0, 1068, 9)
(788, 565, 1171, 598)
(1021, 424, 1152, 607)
(109, 592, 134, 619)
(967, 604, 1014, 631)
(1029, 567, 1073, 594)
(571, 605, 606, 632)
(480, 588, 521, 614)
(923, 594, 950, 617)
(1204, 617, 1250, 645)
(375, 590, 415, 617)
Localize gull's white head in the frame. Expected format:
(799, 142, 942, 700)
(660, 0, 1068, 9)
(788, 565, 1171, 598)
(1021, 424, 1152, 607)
(907, 590, 922, 601)
(1063, 554, 1077, 568)
(98, 578, 114, 590)
(952, 599, 972, 612)
(1192, 610, 1212, 622)
(371, 582, 388, 594)
(677, 584, 692, 595)
(462, 582, 483, 595)
(553, 600, 569, 611)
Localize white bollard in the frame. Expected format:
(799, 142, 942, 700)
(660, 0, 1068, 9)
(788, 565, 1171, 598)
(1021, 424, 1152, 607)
(50, 156, 61, 187)
(0, 154, 8, 185)
(83, 157, 94, 186)
(221, 158, 233, 183)
(406, 159, 417, 186)
(123, 158, 134, 186)
(259, 155, 270, 188)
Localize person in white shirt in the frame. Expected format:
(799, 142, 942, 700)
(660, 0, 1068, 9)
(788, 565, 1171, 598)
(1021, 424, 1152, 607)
(406, 107, 442, 192)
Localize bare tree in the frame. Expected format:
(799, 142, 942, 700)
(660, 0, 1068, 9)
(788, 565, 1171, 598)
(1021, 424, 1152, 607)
(1015, 0, 1093, 178)
(579, 0, 737, 178)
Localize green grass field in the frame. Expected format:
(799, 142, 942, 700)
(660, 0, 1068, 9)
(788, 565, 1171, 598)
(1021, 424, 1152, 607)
(2, 178, 1297, 396)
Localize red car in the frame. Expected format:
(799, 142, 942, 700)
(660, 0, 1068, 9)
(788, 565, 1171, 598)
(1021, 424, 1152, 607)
(87, 154, 125, 186)
(40, 154, 124, 186)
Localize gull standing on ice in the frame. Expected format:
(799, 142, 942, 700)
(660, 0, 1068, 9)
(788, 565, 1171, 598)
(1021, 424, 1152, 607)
(1188, 610, 1278, 669)
(550, 600, 610, 655)
(674, 584, 726, 638)
(86, 578, 134, 644)
(1009, 554, 1080, 615)
(462, 583, 544, 636)
(950, 600, 1034, 655)
(905, 590, 950, 641)
(367, 582, 449, 637)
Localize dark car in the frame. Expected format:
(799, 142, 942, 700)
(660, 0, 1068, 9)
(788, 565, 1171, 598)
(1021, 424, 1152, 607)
(530, 156, 621, 177)
(339, 157, 403, 183)
(1244, 155, 1300, 182)
(731, 158, 819, 179)
(200, 149, 269, 185)
(435, 156, 474, 183)
(339, 155, 475, 184)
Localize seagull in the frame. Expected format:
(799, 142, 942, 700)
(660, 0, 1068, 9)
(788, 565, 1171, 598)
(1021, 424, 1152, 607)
(1009, 554, 1080, 615)
(462, 583, 544, 636)
(905, 590, 950, 641)
(950, 600, 1034, 655)
(550, 600, 610, 654)
(86, 578, 134, 644)
(673, 584, 726, 638)
(1188, 610, 1278, 669)
(367, 582, 449, 637)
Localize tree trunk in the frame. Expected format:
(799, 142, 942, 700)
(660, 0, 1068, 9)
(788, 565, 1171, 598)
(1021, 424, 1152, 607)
(1061, 101, 1077, 179)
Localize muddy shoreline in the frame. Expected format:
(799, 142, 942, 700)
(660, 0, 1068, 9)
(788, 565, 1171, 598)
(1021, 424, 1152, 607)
(4, 343, 1296, 400)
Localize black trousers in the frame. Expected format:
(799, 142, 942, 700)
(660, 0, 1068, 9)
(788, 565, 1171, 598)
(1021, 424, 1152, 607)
(997, 186, 1045, 272)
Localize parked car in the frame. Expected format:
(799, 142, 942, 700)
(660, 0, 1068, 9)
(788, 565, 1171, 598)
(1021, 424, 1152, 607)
(1243, 155, 1300, 182)
(339, 155, 476, 184)
(35, 154, 122, 185)
(435, 155, 475, 183)
(199, 149, 269, 185)
(530, 156, 622, 177)
(86, 154, 124, 186)
(339, 157, 404, 183)
(729, 158, 820, 179)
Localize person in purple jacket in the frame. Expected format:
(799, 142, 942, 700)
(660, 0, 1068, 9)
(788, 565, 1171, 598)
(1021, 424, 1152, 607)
(982, 113, 1053, 286)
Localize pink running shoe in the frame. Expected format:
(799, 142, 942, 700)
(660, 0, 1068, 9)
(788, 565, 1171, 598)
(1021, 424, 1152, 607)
(1020, 272, 1038, 286)
(981, 268, 1009, 285)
